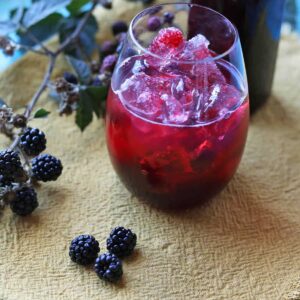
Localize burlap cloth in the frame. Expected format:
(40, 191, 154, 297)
(0, 2, 299, 299)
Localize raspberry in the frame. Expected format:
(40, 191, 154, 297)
(147, 16, 162, 31)
(69, 235, 100, 265)
(94, 253, 123, 282)
(112, 21, 128, 36)
(63, 72, 78, 84)
(106, 226, 137, 257)
(0, 150, 23, 178)
(100, 40, 117, 57)
(100, 54, 118, 73)
(149, 27, 184, 52)
(10, 187, 38, 216)
(20, 127, 47, 156)
(31, 154, 63, 182)
(163, 12, 174, 24)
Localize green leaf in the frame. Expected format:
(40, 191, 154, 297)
(76, 85, 108, 131)
(66, 55, 91, 84)
(59, 14, 98, 59)
(80, 86, 108, 118)
(67, 0, 90, 16)
(23, 0, 71, 28)
(76, 93, 93, 131)
(18, 13, 63, 46)
(34, 108, 51, 118)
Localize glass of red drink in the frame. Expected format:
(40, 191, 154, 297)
(106, 3, 249, 209)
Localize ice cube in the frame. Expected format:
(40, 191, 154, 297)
(183, 34, 211, 60)
(161, 94, 189, 124)
(119, 73, 169, 120)
(200, 83, 243, 120)
(192, 62, 226, 86)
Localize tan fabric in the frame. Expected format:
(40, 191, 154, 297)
(0, 2, 299, 299)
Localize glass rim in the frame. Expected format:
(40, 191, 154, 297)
(129, 2, 239, 65)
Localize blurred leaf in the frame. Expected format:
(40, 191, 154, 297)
(11, 7, 24, 24)
(34, 108, 51, 118)
(59, 14, 98, 59)
(76, 93, 93, 131)
(0, 98, 7, 107)
(0, 22, 18, 36)
(80, 86, 108, 118)
(0, 7, 24, 35)
(23, 0, 71, 27)
(18, 13, 63, 46)
(67, 0, 90, 16)
(66, 55, 91, 84)
(76, 85, 108, 131)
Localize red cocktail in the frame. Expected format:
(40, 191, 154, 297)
(106, 4, 249, 208)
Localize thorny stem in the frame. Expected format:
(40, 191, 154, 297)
(8, 0, 99, 150)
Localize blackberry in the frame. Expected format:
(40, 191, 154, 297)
(100, 54, 118, 73)
(147, 16, 162, 31)
(20, 127, 47, 156)
(112, 21, 128, 36)
(100, 40, 117, 57)
(107, 226, 137, 257)
(102, 0, 112, 9)
(92, 77, 103, 87)
(94, 253, 123, 282)
(0, 150, 22, 178)
(69, 234, 100, 265)
(163, 12, 175, 24)
(10, 187, 38, 216)
(63, 72, 78, 84)
(0, 174, 14, 186)
(31, 154, 63, 182)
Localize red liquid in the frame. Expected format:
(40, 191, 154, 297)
(106, 29, 249, 209)
(106, 91, 248, 209)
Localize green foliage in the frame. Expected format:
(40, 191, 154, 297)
(67, 0, 91, 16)
(66, 56, 91, 84)
(18, 13, 63, 46)
(22, 0, 71, 27)
(76, 86, 108, 131)
(59, 14, 98, 59)
(1, 0, 110, 132)
(34, 108, 51, 118)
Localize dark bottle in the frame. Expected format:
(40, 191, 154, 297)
(191, 0, 286, 112)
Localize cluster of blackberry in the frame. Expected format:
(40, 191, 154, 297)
(0, 127, 63, 216)
(69, 226, 137, 282)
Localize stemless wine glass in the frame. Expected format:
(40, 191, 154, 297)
(105, 3, 249, 209)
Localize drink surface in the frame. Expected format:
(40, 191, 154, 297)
(106, 28, 249, 208)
